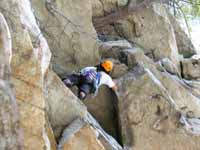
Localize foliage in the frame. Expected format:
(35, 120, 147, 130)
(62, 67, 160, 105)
(170, 0, 200, 18)
(167, 0, 200, 35)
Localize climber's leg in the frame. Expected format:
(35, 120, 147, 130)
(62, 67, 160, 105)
(78, 84, 92, 100)
(63, 74, 80, 87)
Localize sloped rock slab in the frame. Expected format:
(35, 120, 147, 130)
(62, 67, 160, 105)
(58, 113, 122, 150)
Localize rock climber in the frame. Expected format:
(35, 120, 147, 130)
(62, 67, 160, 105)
(63, 60, 117, 100)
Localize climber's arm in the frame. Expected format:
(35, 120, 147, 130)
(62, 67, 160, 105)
(111, 83, 117, 92)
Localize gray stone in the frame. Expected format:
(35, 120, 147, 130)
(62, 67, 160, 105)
(31, 0, 99, 75)
(58, 113, 122, 150)
(116, 65, 200, 149)
(44, 69, 87, 139)
(168, 14, 196, 58)
(156, 58, 181, 76)
(0, 12, 23, 149)
(181, 58, 200, 80)
(114, 3, 180, 65)
(91, 0, 128, 17)
(111, 60, 128, 79)
(84, 86, 120, 141)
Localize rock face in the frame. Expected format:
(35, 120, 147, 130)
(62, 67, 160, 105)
(31, 0, 99, 75)
(92, 2, 181, 64)
(0, 0, 54, 149)
(92, 0, 128, 17)
(58, 119, 105, 150)
(117, 66, 200, 150)
(99, 37, 200, 148)
(118, 49, 200, 118)
(62, 125, 105, 150)
(44, 69, 87, 139)
(0, 12, 23, 149)
(99, 39, 145, 70)
(100, 38, 200, 119)
(169, 14, 196, 58)
(84, 86, 120, 142)
(44, 70, 123, 149)
(58, 114, 122, 150)
(1, 0, 200, 150)
(156, 58, 180, 76)
(114, 3, 179, 64)
(111, 60, 128, 78)
(181, 57, 200, 80)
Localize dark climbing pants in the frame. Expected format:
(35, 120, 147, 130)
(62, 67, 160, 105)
(63, 74, 93, 100)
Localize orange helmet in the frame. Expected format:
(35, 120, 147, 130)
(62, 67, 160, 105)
(101, 60, 113, 73)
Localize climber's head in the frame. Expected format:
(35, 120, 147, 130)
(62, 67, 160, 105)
(100, 60, 113, 74)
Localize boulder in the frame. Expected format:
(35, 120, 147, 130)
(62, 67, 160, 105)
(31, 0, 99, 75)
(181, 57, 200, 80)
(181, 79, 200, 98)
(168, 14, 196, 58)
(62, 125, 105, 150)
(100, 42, 152, 69)
(58, 118, 105, 150)
(156, 58, 181, 76)
(99, 40, 132, 60)
(116, 65, 200, 150)
(0, 0, 53, 149)
(121, 48, 148, 69)
(91, 0, 128, 17)
(99, 39, 146, 69)
(123, 50, 200, 118)
(58, 114, 122, 150)
(111, 60, 128, 79)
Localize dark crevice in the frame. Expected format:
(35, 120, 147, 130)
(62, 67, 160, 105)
(111, 90, 123, 146)
(83, 86, 123, 147)
(180, 61, 184, 78)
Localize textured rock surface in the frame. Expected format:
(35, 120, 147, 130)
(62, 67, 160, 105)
(111, 60, 128, 78)
(45, 118, 57, 150)
(0, 12, 23, 149)
(62, 125, 105, 150)
(59, 119, 105, 150)
(108, 3, 179, 64)
(127, 50, 200, 118)
(58, 114, 122, 150)
(0, 0, 53, 149)
(1, 0, 200, 150)
(156, 58, 181, 76)
(31, 0, 99, 75)
(84, 86, 120, 141)
(116, 66, 200, 150)
(99, 39, 151, 69)
(44, 69, 87, 139)
(182, 79, 200, 98)
(169, 14, 196, 58)
(99, 39, 145, 70)
(99, 40, 132, 60)
(91, 0, 128, 17)
(181, 58, 200, 80)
